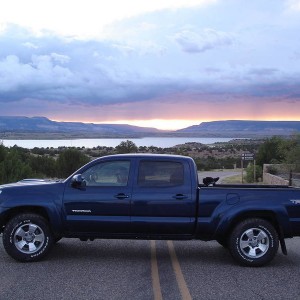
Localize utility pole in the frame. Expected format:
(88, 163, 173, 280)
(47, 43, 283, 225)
(241, 159, 244, 183)
(254, 159, 256, 183)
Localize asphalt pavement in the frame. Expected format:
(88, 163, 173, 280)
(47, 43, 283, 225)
(1, 236, 300, 300)
(198, 170, 241, 184)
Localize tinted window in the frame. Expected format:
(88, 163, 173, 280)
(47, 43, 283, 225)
(82, 161, 130, 186)
(138, 161, 184, 187)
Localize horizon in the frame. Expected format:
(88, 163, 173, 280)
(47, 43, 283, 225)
(1, 0, 300, 128)
(52, 117, 300, 131)
(1, 115, 300, 131)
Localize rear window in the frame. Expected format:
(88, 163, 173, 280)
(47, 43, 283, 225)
(138, 161, 184, 187)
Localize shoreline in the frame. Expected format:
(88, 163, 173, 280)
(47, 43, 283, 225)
(1, 137, 250, 149)
(0, 131, 280, 140)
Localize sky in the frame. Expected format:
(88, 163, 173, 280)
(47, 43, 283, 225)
(1, 0, 300, 130)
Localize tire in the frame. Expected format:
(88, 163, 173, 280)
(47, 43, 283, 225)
(228, 218, 279, 267)
(2, 213, 54, 262)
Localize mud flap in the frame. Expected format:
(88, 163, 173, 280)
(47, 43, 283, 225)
(280, 238, 287, 255)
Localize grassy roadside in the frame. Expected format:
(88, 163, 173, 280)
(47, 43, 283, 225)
(221, 175, 243, 184)
(221, 174, 263, 184)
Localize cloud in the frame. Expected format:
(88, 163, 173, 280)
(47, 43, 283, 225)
(0, 25, 191, 106)
(112, 41, 166, 57)
(248, 68, 279, 76)
(285, 0, 300, 11)
(22, 42, 38, 49)
(50, 53, 70, 64)
(0, 29, 300, 110)
(174, 28, 235, 53)
(0, 0, 218, 39)
(0, 50, 188, 106)
(0, 54, 76, 100)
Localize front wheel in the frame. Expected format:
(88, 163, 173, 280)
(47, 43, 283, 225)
(228, 218, 279, 267)
(3, 213, 54, 262)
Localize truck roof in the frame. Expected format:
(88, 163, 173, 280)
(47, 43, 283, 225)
(99, 153, 192, 159)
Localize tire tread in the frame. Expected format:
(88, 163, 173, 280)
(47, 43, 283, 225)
(2, 213, 53, 262)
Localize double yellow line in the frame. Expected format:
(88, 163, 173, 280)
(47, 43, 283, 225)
(151, 240, 192, 300)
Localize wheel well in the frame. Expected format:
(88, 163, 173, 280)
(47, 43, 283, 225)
(221, 211, 282, 240)
(0, 206, 50, 232)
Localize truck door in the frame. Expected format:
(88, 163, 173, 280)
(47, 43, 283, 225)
(63, 159, 133, 234)
(131, 159, 196, 235)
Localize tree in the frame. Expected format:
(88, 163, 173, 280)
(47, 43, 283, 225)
(0, 148, 34, 184)
(56, 149, 90, 178)
(28, 155, 57, 178)
(246, 163, 262, 183)
(0, 144, 7, 162)
(284, 134, 300, 171)
(115, 140, 138, 154)
(256, 137, 285, 167)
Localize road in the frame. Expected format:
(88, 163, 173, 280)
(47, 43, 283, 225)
(1, 237, 300, 299)
(198, 170, 241, 184)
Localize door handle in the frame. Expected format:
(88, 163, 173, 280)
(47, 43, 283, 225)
(173, 194, 188, 200)
(114, 193, 129, 199)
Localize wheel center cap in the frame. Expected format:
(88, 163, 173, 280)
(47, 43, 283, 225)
(249, 238, 258, 247)
(24, 233, 35, 242)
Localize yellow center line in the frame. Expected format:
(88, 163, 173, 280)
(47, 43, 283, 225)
(167, 240, 192, 300)
(151, 240, 163, 300)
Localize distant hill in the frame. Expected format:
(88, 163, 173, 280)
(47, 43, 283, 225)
(177, 120, 300, 137)
(1, 117, 300, 139)
(0, 116, 161, 138)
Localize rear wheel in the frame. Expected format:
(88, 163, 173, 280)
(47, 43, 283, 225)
(228, 218, 279, 267)
(3, 213, 54, 262)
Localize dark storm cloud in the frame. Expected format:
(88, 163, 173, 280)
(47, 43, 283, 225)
(1, 20, 300, 113)
(0, 26, 173, 105)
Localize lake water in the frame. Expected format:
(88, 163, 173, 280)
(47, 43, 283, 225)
(1, 137, 237, 149)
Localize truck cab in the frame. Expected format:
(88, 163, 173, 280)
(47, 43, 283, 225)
(63, 154, 198, 238)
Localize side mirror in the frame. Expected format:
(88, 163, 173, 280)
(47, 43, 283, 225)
(71, 174, 86, 188)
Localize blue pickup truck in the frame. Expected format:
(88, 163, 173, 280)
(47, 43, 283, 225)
(0, 154, 300, 266)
